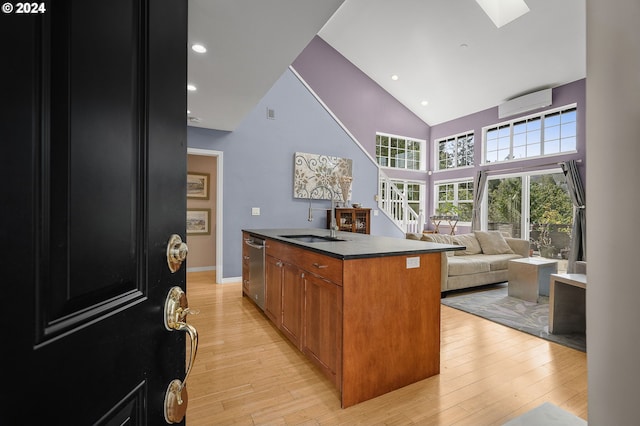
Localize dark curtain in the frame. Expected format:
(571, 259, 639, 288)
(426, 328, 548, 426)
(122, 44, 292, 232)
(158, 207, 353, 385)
(561, 160, 586, 272)
(471, 170, 487, 231)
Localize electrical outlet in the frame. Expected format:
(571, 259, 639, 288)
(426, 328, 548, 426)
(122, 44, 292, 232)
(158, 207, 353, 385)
(406, 257, 420, 269)
(251, 207, 260, 216)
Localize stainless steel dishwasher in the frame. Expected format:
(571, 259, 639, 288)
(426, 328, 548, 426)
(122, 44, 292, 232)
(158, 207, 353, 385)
(244, 236, 265, 309)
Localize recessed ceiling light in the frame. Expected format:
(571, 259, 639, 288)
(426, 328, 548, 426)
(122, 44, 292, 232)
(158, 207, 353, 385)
(421, 100, 429, 106)
(391, 75, 399, 81)
(187, 84, 197, 91)
(191, 44, 207, 53)
(460, 43, 469, 48)
(475, 0, 530, 28)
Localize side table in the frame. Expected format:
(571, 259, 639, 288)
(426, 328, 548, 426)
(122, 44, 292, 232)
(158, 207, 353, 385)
(549, 273, 587, 334)
(508, 257, 558, 302)
(429, 215, 459, 235)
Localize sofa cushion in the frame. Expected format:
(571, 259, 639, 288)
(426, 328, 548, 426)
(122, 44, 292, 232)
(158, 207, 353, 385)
(482, 253, 523, 271)
(405, 232, 454, 257)
(421, 233, 453, 244)
(474, 231, 515, 255)
(451, 233, 482, 255)
(417, 233, 456, 257)
(447, 256, 491, 276)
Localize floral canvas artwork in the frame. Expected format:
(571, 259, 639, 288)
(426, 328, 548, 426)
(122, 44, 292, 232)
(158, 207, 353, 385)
(293, 152, 352, 201)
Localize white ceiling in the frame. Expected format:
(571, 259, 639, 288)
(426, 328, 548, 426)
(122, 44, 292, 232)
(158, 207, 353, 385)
(187, 0, 345, 131)
(187, 0, 585, 131)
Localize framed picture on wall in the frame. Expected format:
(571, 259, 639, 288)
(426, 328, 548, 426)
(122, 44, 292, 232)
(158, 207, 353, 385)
(186, 208, 211, 235)
(187, 172, 210, 200)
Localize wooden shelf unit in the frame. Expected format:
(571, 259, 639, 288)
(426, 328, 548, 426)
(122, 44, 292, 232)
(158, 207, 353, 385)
(327, 208, 371, 234)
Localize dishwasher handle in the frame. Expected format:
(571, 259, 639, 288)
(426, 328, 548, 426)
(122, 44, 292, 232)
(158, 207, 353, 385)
(244, 238, 265, 249)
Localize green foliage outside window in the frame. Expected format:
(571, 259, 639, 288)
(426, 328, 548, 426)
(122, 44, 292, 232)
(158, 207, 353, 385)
(376, 134, 422, 170)
(437, 133, 474, 170)
(488, 174, 572, 254)
(489, 175, 571, 225)
(436, 181, 473, 222)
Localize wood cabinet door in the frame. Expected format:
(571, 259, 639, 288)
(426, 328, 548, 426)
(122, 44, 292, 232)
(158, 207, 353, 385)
(265, 255, 283, 327)
(303, 273, 342, 386)
(329, 208, 370, 233)
(338, 209, 355, 232)
(280, 263, 303, 348)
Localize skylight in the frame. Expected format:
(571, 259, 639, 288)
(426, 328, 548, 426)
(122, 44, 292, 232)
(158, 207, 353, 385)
(475, 0, 530, 28)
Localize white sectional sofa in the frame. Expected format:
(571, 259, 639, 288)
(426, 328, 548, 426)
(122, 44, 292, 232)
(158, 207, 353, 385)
(406, 231, 530, 293)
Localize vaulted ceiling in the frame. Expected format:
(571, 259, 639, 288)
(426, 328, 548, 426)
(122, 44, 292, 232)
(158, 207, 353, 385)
(187, 0, 585, 131)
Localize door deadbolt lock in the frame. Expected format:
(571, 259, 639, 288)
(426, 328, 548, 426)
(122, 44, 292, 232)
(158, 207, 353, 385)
(167, 234, 188, 273)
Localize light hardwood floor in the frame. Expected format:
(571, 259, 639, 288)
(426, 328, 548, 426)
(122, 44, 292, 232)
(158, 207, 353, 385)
(185, 271, 587, 425)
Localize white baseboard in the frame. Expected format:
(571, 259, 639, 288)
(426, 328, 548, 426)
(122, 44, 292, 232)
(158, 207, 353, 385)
(185, 267, 240, 284)
(186, 266, 216, 272)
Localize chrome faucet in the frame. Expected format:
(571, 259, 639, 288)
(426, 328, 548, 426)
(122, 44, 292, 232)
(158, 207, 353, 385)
(307, 187, 339, 238)
(329, 199, 338, 238)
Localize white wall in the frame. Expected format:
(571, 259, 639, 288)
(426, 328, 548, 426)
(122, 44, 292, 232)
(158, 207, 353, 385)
(586, 1, 640, 424)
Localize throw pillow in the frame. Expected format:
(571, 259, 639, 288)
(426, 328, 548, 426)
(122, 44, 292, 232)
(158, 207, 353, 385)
(451, 233, 483, 255)
(421, 233, 453, 244)
(474, 231, 515, 255)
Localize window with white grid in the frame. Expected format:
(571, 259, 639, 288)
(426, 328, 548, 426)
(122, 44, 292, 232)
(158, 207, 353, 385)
(376, 133, 423, 171)
(436, 131, 474, 170)
(484, 105, 577, 163)
(434, 180, 474, 223)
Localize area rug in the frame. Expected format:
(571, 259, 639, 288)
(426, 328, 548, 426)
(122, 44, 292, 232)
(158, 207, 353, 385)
(502, 402, 586, 425)
(441, 285, 586, 352)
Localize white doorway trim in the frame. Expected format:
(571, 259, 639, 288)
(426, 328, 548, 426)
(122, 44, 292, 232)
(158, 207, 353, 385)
(187, 147, 223, 284)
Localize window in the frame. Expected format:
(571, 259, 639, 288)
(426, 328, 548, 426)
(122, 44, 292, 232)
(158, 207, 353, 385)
(376, 133, 423, 171)
(484, 105, 577, 163)
(485, 171, 573, 270)
(378, 178, 425, 232)
(392, 181, 423, 217)
(434, 180, 473, 222)
(436, 131, 474, 170)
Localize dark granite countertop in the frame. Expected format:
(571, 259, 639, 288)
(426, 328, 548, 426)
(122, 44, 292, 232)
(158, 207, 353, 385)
(243, 228, 463, 260)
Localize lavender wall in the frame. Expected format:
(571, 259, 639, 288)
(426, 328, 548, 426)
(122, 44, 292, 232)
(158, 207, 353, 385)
(429, 79, 586, 233)
(292, 36, 431, 182)
(431, 79, 586, 177)
(187, 35, 587, 278)
(188, 69, 402, 279)
(293, 37, 586, 234)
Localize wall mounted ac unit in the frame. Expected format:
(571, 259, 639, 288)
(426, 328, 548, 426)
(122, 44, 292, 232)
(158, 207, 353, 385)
(498, 88, 552, 119)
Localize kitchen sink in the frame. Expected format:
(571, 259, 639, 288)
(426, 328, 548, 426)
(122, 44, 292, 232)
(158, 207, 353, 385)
(280, 234, 345, 243)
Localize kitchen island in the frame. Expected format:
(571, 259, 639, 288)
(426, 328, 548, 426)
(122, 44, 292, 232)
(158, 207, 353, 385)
(242, 228, 461, 408)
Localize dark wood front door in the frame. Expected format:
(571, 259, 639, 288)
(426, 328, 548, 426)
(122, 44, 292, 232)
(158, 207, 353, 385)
(2, 0, 188, 423)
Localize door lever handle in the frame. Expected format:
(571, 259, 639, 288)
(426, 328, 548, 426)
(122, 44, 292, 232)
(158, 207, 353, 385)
(163, 286, 199, 423)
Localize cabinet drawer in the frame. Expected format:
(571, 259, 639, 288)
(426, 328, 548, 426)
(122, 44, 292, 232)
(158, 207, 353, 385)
(296, 250, 343, 285)
(265, 239, 343, 285)
(265, 239, 294, 260)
